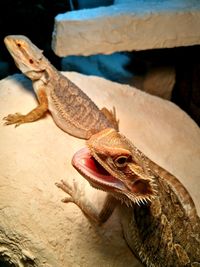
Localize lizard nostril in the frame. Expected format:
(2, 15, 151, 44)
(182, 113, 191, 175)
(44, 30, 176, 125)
(29, 59, 34, 64)
(17, 43, 21, 47)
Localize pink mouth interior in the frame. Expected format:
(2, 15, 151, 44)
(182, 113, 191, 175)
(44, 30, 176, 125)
(72, 147, 124, 189)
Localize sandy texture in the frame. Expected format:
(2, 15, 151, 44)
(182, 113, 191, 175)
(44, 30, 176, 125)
(0, 72, 199, 266)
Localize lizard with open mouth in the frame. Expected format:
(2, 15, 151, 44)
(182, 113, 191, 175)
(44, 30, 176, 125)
(56, 128, 200, 267)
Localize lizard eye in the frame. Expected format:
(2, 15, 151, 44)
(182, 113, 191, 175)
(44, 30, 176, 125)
(114, 156, 129, 168)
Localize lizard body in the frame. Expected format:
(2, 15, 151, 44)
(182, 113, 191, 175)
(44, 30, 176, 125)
(57, 128, 200, 266)
(3, 35, 118, 139)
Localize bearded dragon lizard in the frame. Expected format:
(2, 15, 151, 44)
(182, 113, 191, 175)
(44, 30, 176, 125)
(3, 35, 118, 139)
(56, 128, 200, 267)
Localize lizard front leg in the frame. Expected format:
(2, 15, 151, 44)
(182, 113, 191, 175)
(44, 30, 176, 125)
(56, 179, 118, 225)
(3, 88, 48, 127)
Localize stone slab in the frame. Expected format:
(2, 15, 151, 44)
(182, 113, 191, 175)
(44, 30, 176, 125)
(52, 0, 200, 56)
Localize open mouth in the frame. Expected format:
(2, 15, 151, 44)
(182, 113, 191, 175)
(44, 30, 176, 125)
(72, 147, 156, 205)
(72, 147, 125, 190)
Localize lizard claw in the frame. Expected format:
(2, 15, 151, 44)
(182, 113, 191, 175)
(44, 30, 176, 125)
(61, 197, 74, 203)
(55, 179, 73, 195)
(56, 179, 101, 224)
(61, 196, 73, 203)
(55, 179, 83, 205)
(3, 113, 25, 126)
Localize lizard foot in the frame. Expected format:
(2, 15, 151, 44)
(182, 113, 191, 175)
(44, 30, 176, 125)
(55, 179, 84, 205)
(56, 179, 111, 225)
(3, 113, 26, 127)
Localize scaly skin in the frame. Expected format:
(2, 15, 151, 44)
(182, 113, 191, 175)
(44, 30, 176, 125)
(56, 128, 200, 267)
(3, 35, 118, 139)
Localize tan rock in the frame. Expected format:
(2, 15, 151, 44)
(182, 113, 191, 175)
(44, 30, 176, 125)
(0, 72, 199, 266)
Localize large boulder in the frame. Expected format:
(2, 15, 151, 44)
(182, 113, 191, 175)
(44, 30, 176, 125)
(0, 72, 199, 266)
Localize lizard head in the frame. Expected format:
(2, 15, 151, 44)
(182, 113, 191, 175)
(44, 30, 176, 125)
(4, 35, 46, 79)
(72, 128, 157, 206)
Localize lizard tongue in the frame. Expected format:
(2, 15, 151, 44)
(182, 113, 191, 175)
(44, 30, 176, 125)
(72, 147, 125, 190)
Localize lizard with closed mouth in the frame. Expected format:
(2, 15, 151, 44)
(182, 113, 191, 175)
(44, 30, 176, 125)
(3, 35, 118, 139)
(56, 128, 200, 267)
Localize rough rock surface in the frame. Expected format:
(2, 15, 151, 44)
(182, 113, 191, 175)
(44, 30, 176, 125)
(0, 72, 199, 266)
(52, 1, 200, 56)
